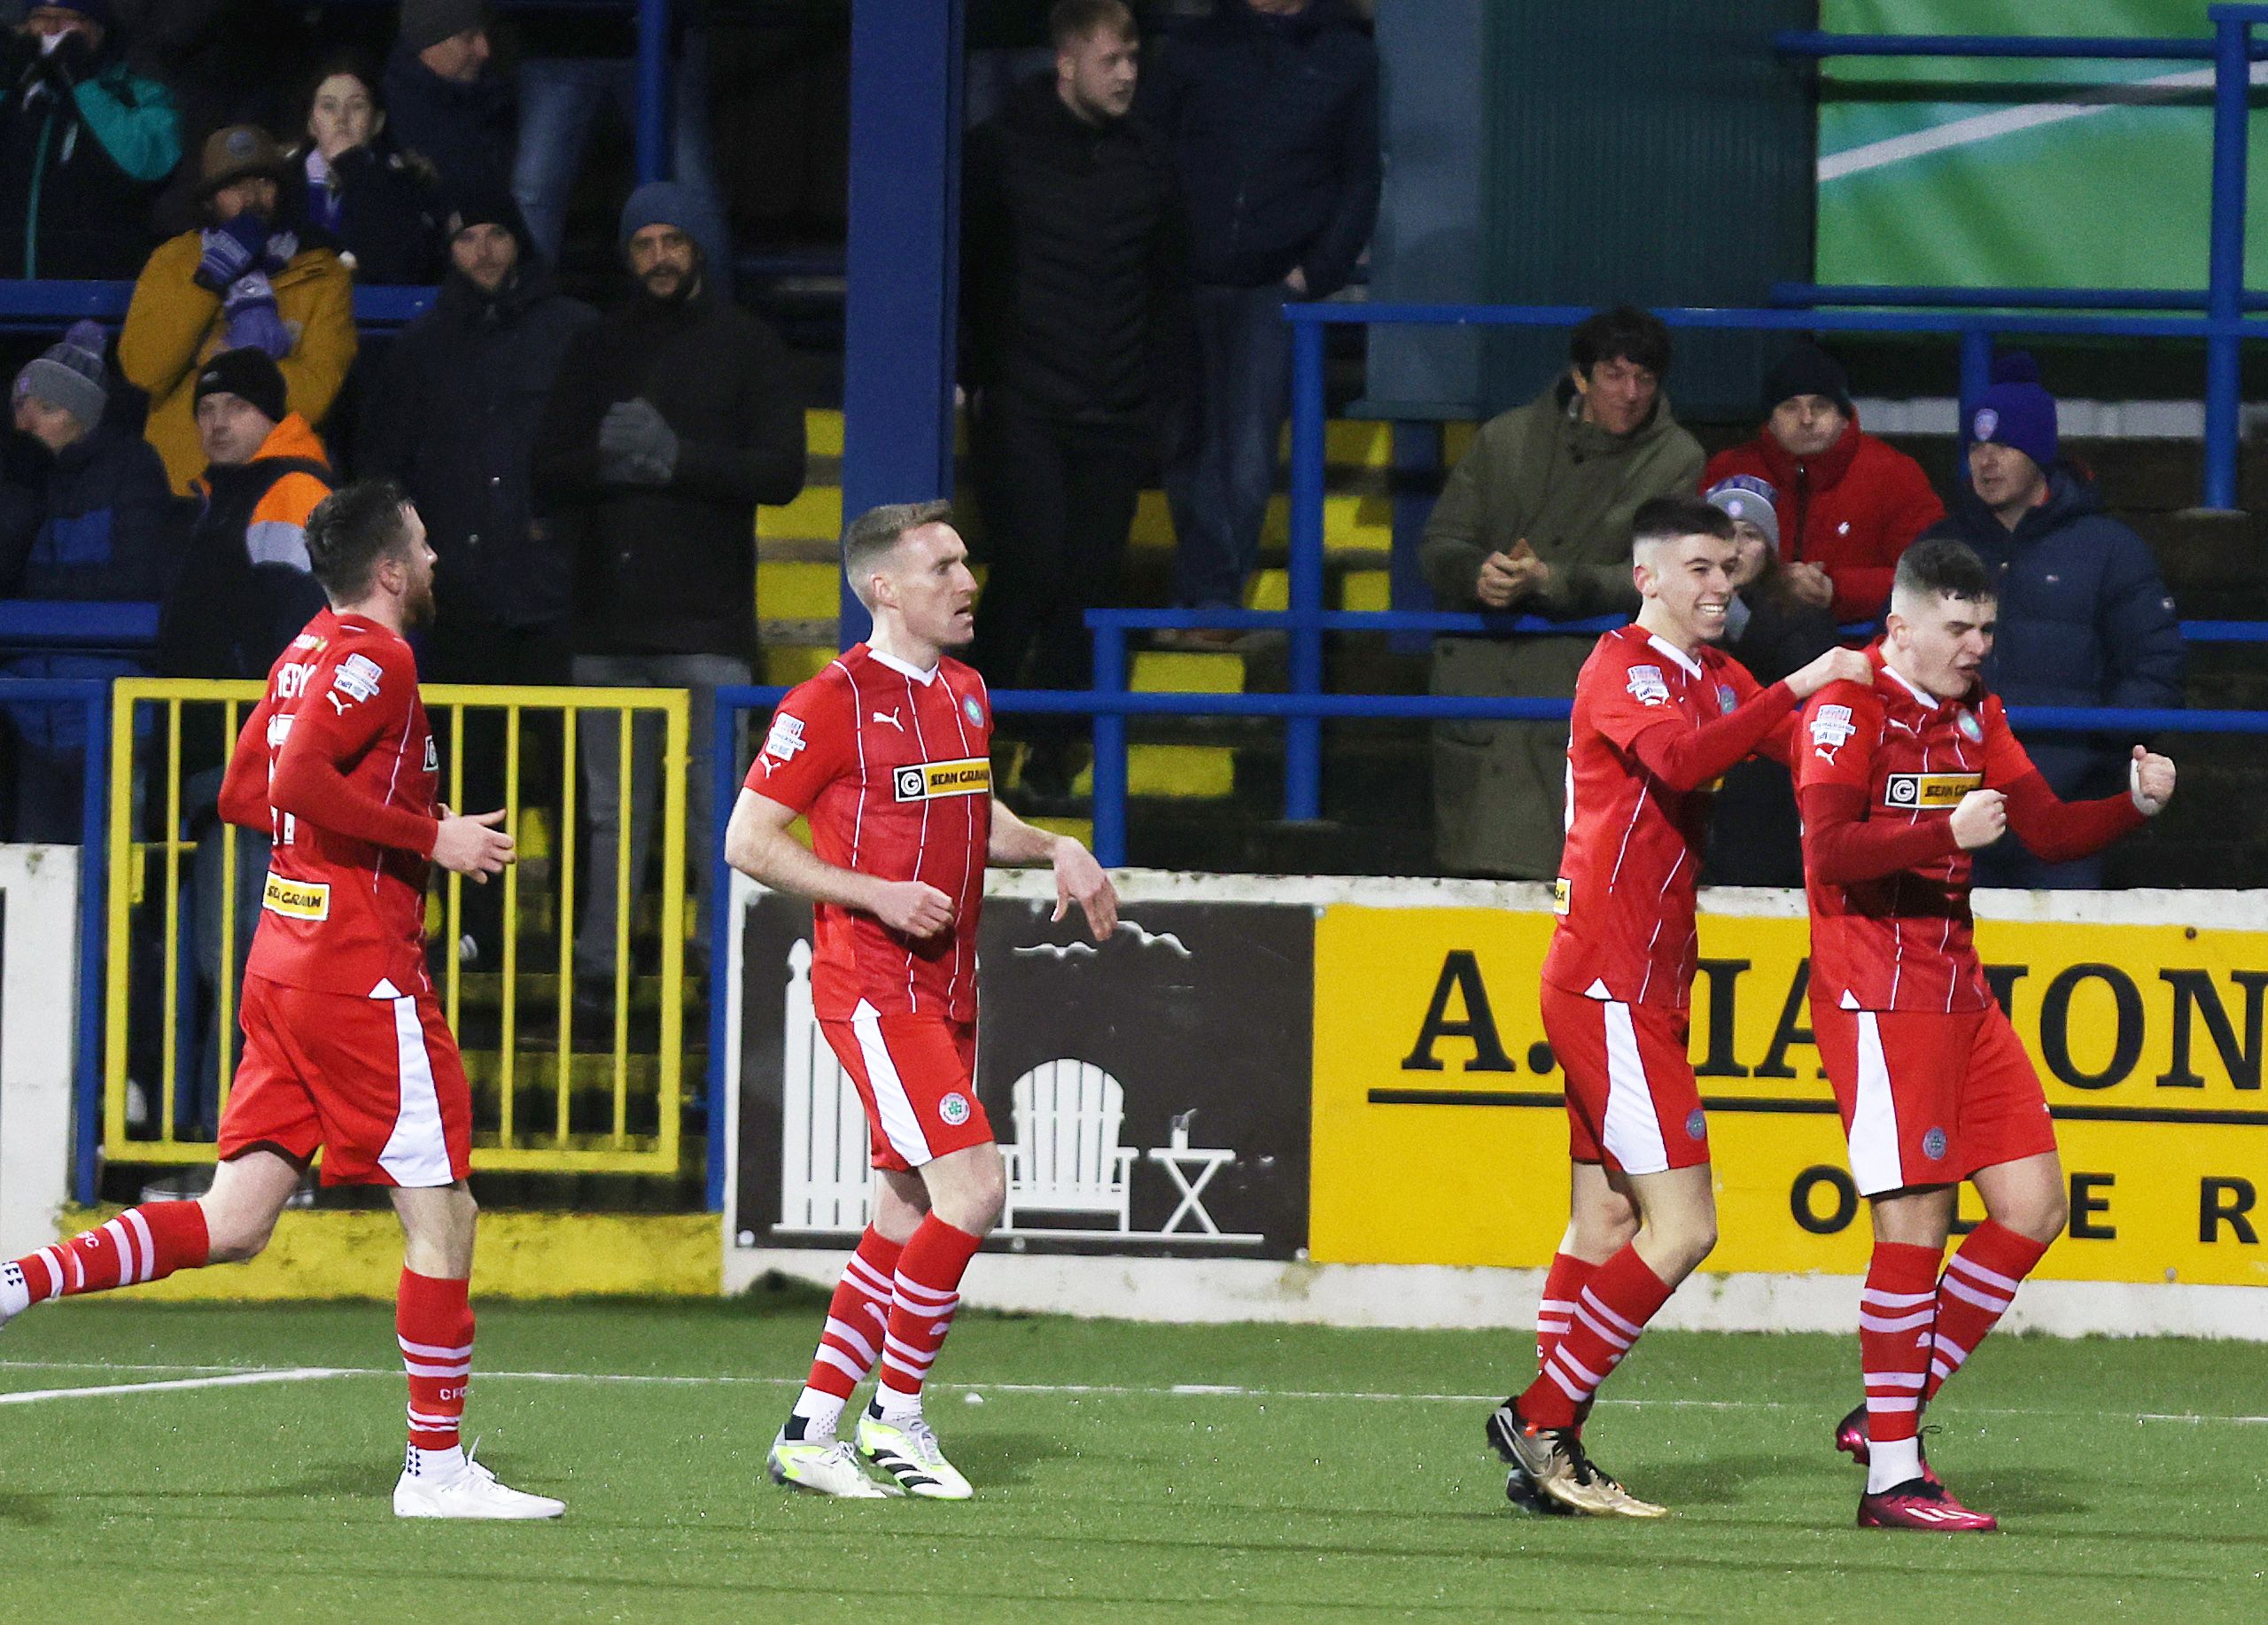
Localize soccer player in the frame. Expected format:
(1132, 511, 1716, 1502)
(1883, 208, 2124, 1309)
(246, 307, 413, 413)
(724, 500, 1120, 1500)
(0, 479, 563, 1520)
(1489, 495, 1871, 1517)
(1795, 538, 2175, 1532)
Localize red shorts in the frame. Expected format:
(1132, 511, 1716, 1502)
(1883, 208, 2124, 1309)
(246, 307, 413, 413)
(1811, 999, 2057, 1197)
(218, 974, 473, 1187)
(1540, 981, 1708, 1176)
(819, 1007, 990, 1172)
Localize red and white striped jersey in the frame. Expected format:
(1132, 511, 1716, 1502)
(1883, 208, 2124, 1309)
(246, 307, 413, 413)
(746, 643, 994, 1022)
(1794, 646, 2035, 1014)
(1542, 624, 1783, 1010)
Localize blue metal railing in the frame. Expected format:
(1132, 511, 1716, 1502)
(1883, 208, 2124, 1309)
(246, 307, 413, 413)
(1775, 8, 2268, 510)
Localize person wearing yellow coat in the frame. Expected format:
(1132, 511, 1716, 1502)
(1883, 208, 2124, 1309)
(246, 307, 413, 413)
(119, 125, 356, 495)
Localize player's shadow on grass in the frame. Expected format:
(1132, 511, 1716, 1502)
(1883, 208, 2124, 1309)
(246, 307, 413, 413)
(1581, 1451, 1779, 1507)
(0, 1492, 56, 1526)
(942, 1427, 1061, 1488)
(1957, 1474, 2088, 1517)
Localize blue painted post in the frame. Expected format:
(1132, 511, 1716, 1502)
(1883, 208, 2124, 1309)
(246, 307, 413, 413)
(635, 0, 670, 184)
(1285, 316, 1328, 821)
(73, 684, 106, 1204)
(840, 0, 966, 648)
(2204, 8, 2251, 511)
(1090, 625, 1129, 867)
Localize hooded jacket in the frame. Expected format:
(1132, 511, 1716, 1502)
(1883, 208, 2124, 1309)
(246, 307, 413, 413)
(1418, 377, 1706, 879)
(1701, 414, 1944, 623)
(962, 74, 1189, 421)
(1925, 463, 2186, 797)
(157, 412, 332, 681)
(119, 227, 358, 494)
(532, 280, 805, 660)
(0, 27, 180, 278)
(0, 422, 182, 750)
(363, 242, 597, 630)
(1138, 0, 1379, 296)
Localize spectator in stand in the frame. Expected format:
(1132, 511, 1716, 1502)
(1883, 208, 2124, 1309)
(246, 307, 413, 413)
(1700, 339, 1943, 624)
(363, 184, 594, 965)
(1418, 306, 1705, 880)
(1699, 473, 1839, 888)
(120, 124, 355, 494)
(533, 182, 804, 1002)
(507, 0, 732, 295)
(384, 0, 513, 203)
(1140, 0, 1378, 641)
(963, 0, 1187, 806)
(157, 347, 331, 1124)
(290, 54, 443, 284)
(0, 321, 179, 840)
(1924, 354, 2186, 890)
(0, 1, 181, 279)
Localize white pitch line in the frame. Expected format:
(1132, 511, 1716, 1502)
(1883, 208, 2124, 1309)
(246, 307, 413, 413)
(0, 1367, 354, 1405)
(4, 1359, 2262, 1427)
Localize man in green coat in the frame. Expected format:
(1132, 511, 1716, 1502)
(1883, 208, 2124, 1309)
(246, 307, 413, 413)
(1419, 307, 1705, 878)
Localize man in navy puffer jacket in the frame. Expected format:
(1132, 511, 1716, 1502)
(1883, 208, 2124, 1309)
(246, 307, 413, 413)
(1924, 355, 2184, 889)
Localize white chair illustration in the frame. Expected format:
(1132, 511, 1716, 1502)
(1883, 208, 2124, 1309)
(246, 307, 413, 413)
(777, 938, 872, 1232)
(1001, 1059, 1137, 1232)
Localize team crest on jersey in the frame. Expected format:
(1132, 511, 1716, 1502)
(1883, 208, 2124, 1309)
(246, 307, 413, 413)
(333, 652, 384, 704)
(939, 1092, 971, 1127)
(1956, 708, 1984, 743)
(895, 758, 991, 801)
(1625, 665, 1669, 706)
(961, 693, 985, 728)
(1717, 684, 1737, 715)
(1685, 1109, 1707, 1142)
(764, 714, 808, 764)
(1809, 704, 1857, 760)
(1922, 1126, 1948, 1161)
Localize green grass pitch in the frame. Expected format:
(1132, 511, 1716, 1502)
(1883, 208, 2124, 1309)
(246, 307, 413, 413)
(2, 1288, 2263, 1622)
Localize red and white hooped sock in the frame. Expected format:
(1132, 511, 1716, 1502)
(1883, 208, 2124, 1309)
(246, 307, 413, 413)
(398, 1269, 474, 1473)
(790, 1227, 905, 1438)
(1860, 1240, 1941, 1490)
(1924, 1220, 2048, 1403)
(1534, 1251, 1596, 1375)
(873, 1216, 983, 1419)
(4, 1201, 210, 1314)
(1518, 1245, 1674, 1430)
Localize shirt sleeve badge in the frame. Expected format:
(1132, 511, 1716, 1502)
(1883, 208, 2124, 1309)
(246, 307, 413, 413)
(1809, 703, 1857, 760)
(1625, 665, 1669, 705)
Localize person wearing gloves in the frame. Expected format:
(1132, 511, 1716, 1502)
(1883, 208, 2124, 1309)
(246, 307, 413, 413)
(532, 180, 804, 999)
(1, 319, 180, 840)
(119, 124, 356, 495)
(0, 0, 181, 279)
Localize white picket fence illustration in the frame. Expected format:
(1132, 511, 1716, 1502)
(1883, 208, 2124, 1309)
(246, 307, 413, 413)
(773, 936, 1261, 1243)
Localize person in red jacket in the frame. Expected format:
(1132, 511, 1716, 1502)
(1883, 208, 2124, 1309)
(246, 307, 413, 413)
(1701, 341, 1943, 624)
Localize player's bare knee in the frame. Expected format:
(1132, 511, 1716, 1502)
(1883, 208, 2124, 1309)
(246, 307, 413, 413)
(201, 1209, 276, 1264)
(2014, 1187, 2068, 1244)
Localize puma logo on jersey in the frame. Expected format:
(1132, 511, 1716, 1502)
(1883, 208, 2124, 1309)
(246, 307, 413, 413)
(1810, 704, 1857, 760)
(894, 758, 991, 801)
(873, 708, 905, 733)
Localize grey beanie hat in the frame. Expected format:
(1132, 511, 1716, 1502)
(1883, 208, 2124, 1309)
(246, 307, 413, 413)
(12, 321, 109, 431)
(400, 0, 485, 54)
(1705, 474, 1782, 551)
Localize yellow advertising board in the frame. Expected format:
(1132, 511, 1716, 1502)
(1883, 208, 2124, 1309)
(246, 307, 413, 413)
(1310, 898, 2268, 1288)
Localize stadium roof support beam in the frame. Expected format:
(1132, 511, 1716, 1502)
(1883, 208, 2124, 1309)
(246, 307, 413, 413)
(840, 0, 967, 647)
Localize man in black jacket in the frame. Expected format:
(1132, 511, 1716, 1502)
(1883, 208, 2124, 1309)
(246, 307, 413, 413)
(1140, 0, 1378, 632)
(383, 0, 513, 202)
(364, 186, 594, 964)
(534, 181, 804, 989)
(963, 0, 1185, 803)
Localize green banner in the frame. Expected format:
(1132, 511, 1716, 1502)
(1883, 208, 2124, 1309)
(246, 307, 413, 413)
(1819, 1, 2259, 291)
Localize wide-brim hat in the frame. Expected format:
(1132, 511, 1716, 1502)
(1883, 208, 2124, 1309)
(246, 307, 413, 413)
(196, 125, 291, 200)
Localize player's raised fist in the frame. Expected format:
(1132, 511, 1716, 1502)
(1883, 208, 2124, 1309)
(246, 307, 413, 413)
(431, 807, 515, 882)
(1787, 644, 1874, 699)
(1949, 788, 2007, 851)
(874, 880, 955, 939)
(2130, 745, 2177, 816)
